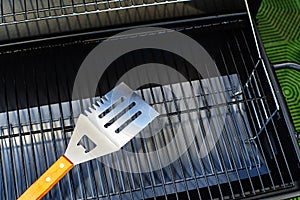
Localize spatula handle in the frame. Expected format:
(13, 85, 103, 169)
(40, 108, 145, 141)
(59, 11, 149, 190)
(18, 155, 74, 200)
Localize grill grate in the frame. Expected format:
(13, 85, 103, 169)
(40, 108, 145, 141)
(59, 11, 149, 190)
(0, 75, 270, 199)
(0, 0, 189, 25)
(0, 11, 299, 199)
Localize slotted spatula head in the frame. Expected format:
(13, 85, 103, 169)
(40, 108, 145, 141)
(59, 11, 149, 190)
(65, 83, 159, 164)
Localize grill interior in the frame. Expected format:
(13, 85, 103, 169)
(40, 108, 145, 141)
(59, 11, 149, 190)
(0, 1, 299, 199)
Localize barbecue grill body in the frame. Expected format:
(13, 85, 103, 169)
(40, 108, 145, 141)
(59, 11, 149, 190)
(0, 0, 299, 199)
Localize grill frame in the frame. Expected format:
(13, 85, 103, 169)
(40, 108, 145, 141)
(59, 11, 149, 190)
(0, 0, 299, 199)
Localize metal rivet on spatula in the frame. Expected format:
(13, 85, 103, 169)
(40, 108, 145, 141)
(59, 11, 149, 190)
(45, 177, 51, 182)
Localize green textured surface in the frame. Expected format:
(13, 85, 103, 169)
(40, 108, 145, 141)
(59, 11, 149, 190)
(257, 0, 300, 139)
(257, 0, 300, 64)
(276, 68, 300, 133)
(290, 197, 300, 200)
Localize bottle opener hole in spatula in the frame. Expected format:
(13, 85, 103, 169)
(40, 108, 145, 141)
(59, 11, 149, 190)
(18, 83, 159, 200)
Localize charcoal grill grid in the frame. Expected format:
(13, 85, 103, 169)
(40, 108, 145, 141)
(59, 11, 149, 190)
(0, 78, 270, 200)
(0, 0, 189, 25)
(0, 4, 299, 199)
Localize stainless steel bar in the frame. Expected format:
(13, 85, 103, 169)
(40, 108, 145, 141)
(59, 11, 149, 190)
(218, 46, 265, 194)
(109, 155, 123, 199)
(152, 91, 181, 199)
(59, 0, 65, 15)
(248, 66, 293, 186)
(0, 0, 190, 26)
(179, 56, 247, 198)
(246, 84, 285, 185)
(239, 30, 294, 185)
(224, 37, 265, 193)
(12, 0, 16, 21)
(62, 59, 85, 200)
(161, 55, 200, 199)
(244, 0, 279, 111)
(195, 78, 225, 197)
(175, 67, 203, 199)
(229, 32, 275, 190)
(22, 64, 40, 188)
(44, 62, 65, 199)
(121, 147, 145, 200)
(139, 88, 169, 199)
(70, 0, 76, 14)
(182, 67, 214, 199)
(31, 68, 54, 199)
(124, 55, 155, 200)
(163, 74, 200, 199)
(23, 0, 28, 19)
(0, 127, 7, 200)
(253, 75, 294, 187)
(0, 0, 2, 22)
(158, 53, 193, 200)
(71, 59, 90, 200)
(47, 0, 51, 16)
(219, 49, 247, 169)
(54, 59, 77, 199)
(203, 65, 239, 199)
(235, 31, 284, 184)
(144, 51, 180, 199)
(3, 76, 19, 199)
(206, 73, 247, 197)
(13, 74, 30, 196)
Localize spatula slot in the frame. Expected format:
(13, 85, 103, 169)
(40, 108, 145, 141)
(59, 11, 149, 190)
(98, 96, 125, 119)
(104, 101, 136, 128)
(115, 111, 142, 133)
(77, 135, 97, 153)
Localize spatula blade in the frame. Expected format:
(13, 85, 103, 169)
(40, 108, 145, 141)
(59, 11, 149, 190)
(65, 83, 159, 164)
(88, 93, 159, 146)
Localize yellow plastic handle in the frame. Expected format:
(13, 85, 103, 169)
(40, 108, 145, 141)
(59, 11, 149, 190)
(18, 155, 74, 200)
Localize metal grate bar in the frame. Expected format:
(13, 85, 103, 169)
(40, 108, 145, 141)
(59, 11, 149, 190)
(183, 64, 214, 199)
(238, 29, 293, 186)
(138, 60, 180, 199)
(218, 53, 246, 195)
(0, 0, 190, 26)
(158, 51, 196, 200)
(225, 32, 274, 194)
(128, 55, 166, 200)
(194, 74, 226, 198)
(238, 28, 292, 189)
(158, 61, 200, 199)
(6, 75, 25, 199)
(238, 30, 294, 187)
(223, 43, 256, 197)
(238, 31, 275, 191)
(202, 70, 244, 198)
(204, 66, 238, 198)
(176, 66, 204, 199)
(54, 62, 78, 199)
(229, 36, 267, 194)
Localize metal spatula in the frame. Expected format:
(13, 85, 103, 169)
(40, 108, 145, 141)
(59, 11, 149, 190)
(18, 83, 159, 200)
